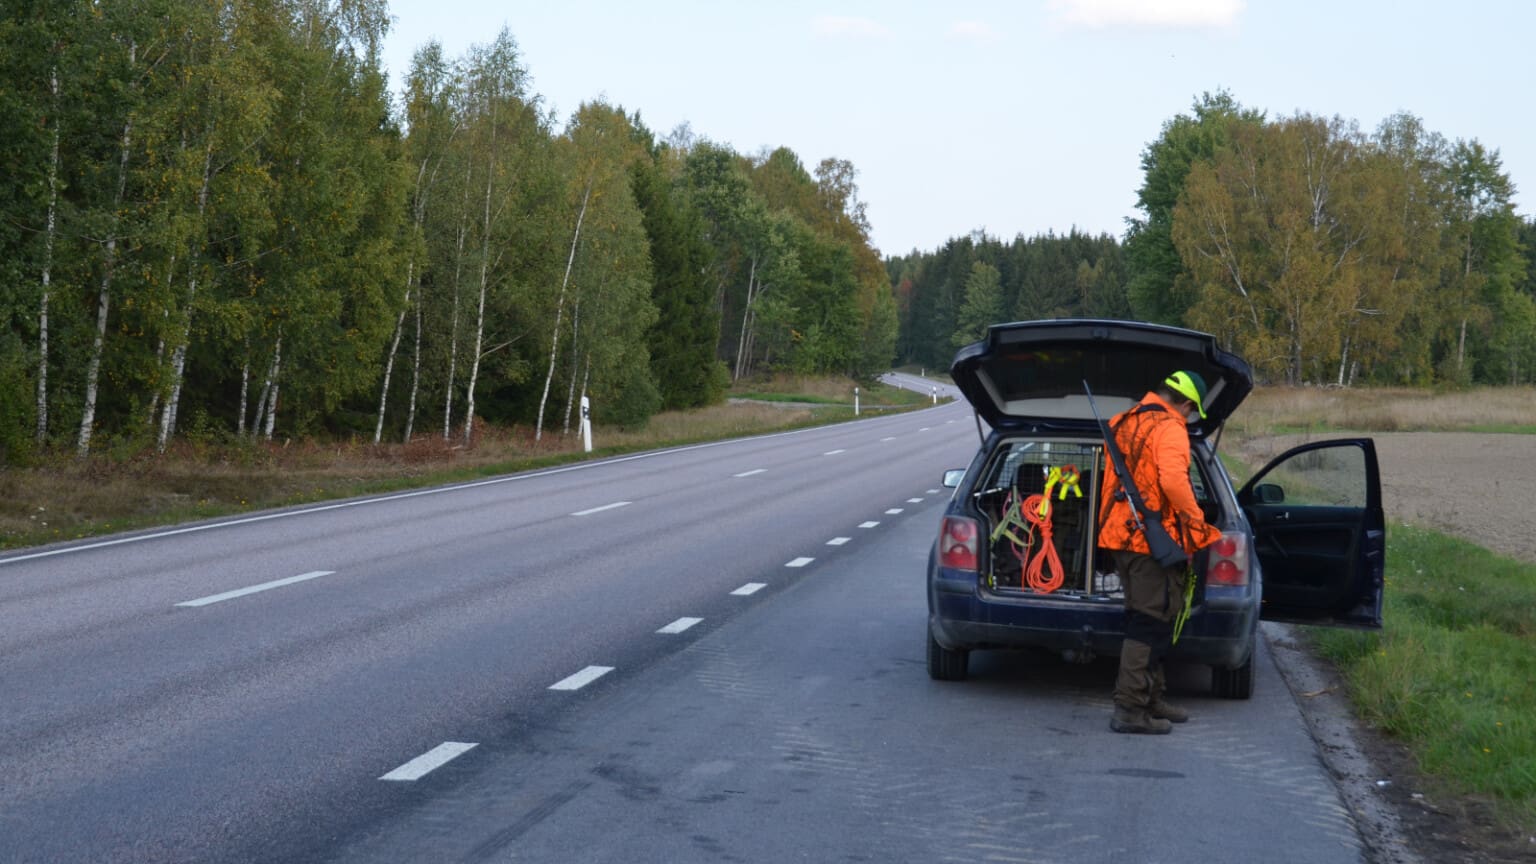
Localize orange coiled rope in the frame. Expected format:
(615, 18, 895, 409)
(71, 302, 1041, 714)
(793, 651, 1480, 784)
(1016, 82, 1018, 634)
(1022, 493, 1064, 593)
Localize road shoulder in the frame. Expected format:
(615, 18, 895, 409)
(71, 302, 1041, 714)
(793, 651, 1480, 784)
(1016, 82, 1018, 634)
(1264, 622, 1534, 864)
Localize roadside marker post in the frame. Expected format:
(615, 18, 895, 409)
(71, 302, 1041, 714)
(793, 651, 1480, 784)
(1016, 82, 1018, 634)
(580, 396, 592, 453)
(854, 386, 860, 416)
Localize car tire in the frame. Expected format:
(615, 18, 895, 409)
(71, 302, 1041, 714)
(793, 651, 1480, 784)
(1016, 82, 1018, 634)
(1211, 655, 1255, 699)
(927, 629, 969, 681)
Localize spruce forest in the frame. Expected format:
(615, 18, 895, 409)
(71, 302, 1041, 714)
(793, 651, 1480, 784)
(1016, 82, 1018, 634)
(2, 7, 1531, 469)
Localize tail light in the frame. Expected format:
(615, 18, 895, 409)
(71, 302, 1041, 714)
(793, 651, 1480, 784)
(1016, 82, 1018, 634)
(1206, 532, 1249, 586)
(938, 516, 980, 571)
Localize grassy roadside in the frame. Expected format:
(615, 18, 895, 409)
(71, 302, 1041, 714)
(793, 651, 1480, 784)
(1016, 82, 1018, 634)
(1309, 525, 1536, 832)
(0, 377, 941, 552)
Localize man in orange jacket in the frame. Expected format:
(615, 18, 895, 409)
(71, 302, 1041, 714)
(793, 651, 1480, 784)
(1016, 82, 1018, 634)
(1098, 370, 1223, 734)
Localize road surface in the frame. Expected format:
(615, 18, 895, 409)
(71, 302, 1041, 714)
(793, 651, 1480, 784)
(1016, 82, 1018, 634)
(1, 377, 1369, 862)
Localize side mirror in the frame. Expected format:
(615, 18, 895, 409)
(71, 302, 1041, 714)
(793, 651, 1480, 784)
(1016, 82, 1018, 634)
(1253, 483, 1285, 504)
(942, 469, 966, 489)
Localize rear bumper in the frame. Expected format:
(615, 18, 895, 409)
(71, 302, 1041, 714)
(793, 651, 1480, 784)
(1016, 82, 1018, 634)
(929, 570, 1257, 669)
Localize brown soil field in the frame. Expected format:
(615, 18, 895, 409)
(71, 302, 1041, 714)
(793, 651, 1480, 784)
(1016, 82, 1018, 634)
(1235, 431, 1536, 565)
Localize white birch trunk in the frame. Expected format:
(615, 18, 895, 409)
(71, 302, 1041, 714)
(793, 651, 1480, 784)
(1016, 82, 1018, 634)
(36, 65, 60, 445)
(579, 357, 591, 431)
(561, 299, 582, 435)
(373, 263, 412, 444)
(237, 357, 249, 437)
(404, 300, 422, 443)
(78, 49, 136, 456)
(158, 142, 214, 451)
(254, 335, 280, 437)
(263, 336, 282, 440)
(463, 115, 499, 447)
(535, 179, 593, 442)
(374, 156, 434, 444)
(444, 162, 472, 441)
(732, 257, 757, 381)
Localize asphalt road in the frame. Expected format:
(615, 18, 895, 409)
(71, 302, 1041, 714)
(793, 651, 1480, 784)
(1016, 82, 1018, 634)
(0, 376, 1369, 863)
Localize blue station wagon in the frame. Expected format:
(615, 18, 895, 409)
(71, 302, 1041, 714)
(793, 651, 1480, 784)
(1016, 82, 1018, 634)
(927, 319, 1385, 698)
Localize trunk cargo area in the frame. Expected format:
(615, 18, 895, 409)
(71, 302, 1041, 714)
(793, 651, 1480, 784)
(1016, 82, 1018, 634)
(974, 437, 1122, 599)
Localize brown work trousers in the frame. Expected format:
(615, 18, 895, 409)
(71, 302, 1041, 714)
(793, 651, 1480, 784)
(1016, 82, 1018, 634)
(1111, 550, 1185, 710)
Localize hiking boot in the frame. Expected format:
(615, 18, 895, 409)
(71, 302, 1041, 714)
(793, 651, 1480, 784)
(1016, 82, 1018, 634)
(1148, 699, 1189, 723)
(1110, 706, 1172, 735)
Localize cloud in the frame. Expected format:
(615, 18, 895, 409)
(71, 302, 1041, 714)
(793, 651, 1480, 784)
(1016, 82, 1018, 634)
(811, 15, 891, 39)
(1047, 0, 1244, 30)
(949, 20, 1001, 45)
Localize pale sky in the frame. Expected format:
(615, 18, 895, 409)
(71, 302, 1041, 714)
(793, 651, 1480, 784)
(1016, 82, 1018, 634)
(380, 0, 1534, 257)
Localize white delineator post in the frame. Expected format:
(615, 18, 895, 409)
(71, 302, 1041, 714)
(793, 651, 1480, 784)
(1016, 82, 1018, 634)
(580, 396, 592, 453)
(931, 386, 937, 404)
(854, 386, 860, 416)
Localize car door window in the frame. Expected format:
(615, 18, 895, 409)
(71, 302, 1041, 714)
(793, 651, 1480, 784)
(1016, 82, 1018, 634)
(1258, 446, 1367, 508)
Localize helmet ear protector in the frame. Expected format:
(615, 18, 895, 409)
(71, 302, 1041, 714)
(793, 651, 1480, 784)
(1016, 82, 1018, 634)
(1165, 370, 1208, 419)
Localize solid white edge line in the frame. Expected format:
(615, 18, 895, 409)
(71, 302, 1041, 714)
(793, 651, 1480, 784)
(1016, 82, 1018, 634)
(885, 508, 904, 514)
(859, 521, 880, 528)
(176, 570, 334, 608)
(731, 582, 767, 596)
(657, 617, 703, 634)
(733, 469, 767, 477)
(786, 557, 814, 568)
(380, 742, 477, 781)
(2, 414, 939, 567)
(826, 537, 851, 546)
(549, 665, 614, 691)
(571, 501, 631, 517)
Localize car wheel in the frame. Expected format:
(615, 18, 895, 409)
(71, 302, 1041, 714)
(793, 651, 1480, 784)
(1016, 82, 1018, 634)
(927, 629, 969, 681)
(1211, 656, 1255, 699)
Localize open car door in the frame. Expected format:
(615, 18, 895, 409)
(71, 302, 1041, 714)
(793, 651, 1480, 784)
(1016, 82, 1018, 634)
(1238, 439, 1384, 628)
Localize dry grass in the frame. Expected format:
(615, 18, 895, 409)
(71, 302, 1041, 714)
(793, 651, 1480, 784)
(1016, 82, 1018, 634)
(1227, 386, 1536, 436)
(0, 400, 844, 551)
(732, 373, 863, 402)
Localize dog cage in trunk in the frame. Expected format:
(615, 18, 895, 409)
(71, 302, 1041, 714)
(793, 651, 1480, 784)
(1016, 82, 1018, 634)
(974, 438, 1123, 598)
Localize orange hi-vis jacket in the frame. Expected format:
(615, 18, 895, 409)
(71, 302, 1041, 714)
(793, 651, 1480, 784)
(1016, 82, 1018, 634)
(1097, 391, 1223, 557)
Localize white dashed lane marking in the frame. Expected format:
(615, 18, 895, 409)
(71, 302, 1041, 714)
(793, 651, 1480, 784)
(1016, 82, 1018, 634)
(786, 557, 815, 568)
(176, 570, 334, 608)
(657, 617, 703, 634)
(823, 449, 846, 456)
(549, 666, 614, 691)
(380, 742, 477, 781)
(907, 498, 924, 503)
(881, 436, 896, 442)
(927, 489, 940, 494)
(571, 501, 630, 517)
(827, 537, 851, 546)
(733, 469, 766, 477)
(859, 521, 880, 528)
(885, 508, 904, 515)
(731, 583, 767, 596)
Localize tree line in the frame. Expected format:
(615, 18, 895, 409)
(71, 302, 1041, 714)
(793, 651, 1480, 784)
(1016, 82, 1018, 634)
(893, 92, 1535, 388)
(0, 1, 896, 465)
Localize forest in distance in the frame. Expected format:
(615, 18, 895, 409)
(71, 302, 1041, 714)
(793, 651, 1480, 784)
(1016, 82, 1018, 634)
(2, 3, 1533, 468)
(895, 94, 1536, 387)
